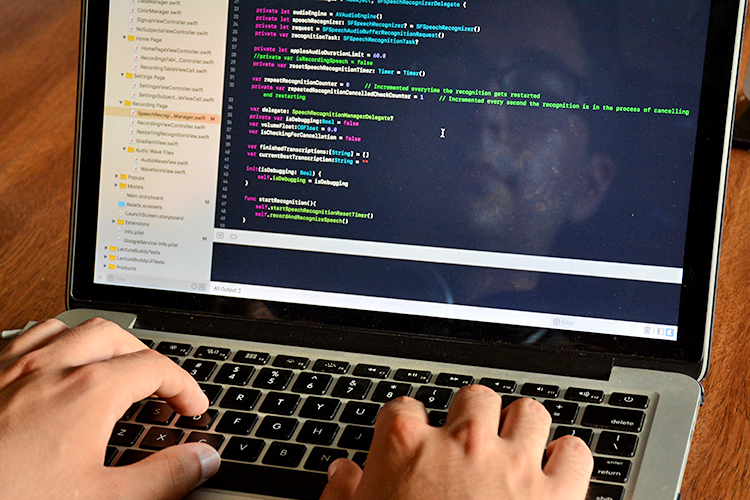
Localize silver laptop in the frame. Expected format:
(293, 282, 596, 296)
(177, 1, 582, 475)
(63, 0, 746, 499)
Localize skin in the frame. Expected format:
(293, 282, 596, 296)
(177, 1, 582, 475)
(0, 319, 593, 500)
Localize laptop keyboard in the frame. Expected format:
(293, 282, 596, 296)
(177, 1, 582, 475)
(106, 338, 654, 500)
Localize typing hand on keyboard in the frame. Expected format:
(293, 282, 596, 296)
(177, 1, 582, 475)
(321, 385, 594, 500)
(0, 318, 221, 500)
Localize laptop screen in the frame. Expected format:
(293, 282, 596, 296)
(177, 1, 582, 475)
(72, 0, 739, 370)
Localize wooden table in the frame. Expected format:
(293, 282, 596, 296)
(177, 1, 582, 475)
(1, 1, 749, 498)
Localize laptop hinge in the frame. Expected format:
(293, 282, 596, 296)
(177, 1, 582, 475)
(134, 309, 615, 381)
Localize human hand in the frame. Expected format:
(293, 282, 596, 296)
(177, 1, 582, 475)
(0, 318, 220, 500)
(321, 384, 593, 500)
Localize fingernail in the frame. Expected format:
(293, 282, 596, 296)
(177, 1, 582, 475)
(328, 461, 338, 480)
(197, 445, 221, 484)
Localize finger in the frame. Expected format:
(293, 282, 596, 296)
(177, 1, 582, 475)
(107, 443, 220, 500)
(498, 397, 551, 455)
(443, 384, 502, 437)
(368, 396, 430, 457)
(43, 318, 149, 368)
(81, 348, 208, 420)
(0, 319, 68, 360)
(544, 436, 594, 499)
(319, 458, 363, 500)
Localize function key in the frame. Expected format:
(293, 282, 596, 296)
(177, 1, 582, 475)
(479, 378, 517, 393)
(214, 364, 255, 386)
(581, 406, 645, 433)
(435, 373, 474, 387)
(608, 393, 650, 409)
(565, 387, 604, 404)
(273, 355, 310, 370)
(394, 369, 432, 384)
(155, 342, 192, 357)
(234, 351, 270, 365)
(520, 383, 560, 399)
(313, 359, 351, 374)
(194, 346, 230, 361)
(353, 364, 391, 379)
(137, 338, 155, 349)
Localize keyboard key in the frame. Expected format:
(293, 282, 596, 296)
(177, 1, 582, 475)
(296, 421, 340, 445)
(120, 402, 140, 421)
(353, 364, 390, 379)
(338, 425, 374, 451)
(340, 402, 381, 426)
(595, 431, 639, 457)
(585, 482, 624, 500)
(155, 341, 192, 357)
(199, 383, 223, 405)
(414, 386, 454, 409)
(181, 359, 217, 382)
(104, 446, 119, 466)
(592, 457, 631, 483)
(581, 406, 645, 433)
(292, 372, 333, 395)
(479, 378, 517, 393)
(137, 338, 155, 349)
(234, 351, 270, 365)
(520, 383, 560, 398)
(219, 387, 261, 411)
(214, 364, 255, 386)
(259, 392, 301, 416)
(194, 346, 231, 361)
(304, 447, 349, 472)
(313, 359, 350, 374)
(136, 401, 175, 425)
(222, 437, 265, 463)
(185, 432, 225, 450)
(501, 395, 522, 408)
(256, 416, 299, 440)
(299, 397, 341, 421)
(216, 411, 258, 435)
(253, 368, 293, 391)
(273, 355, 310, 370)
(176, 410, 218, 430)
(109, 422, 144, 447)
(262, 442, 307, 468)
(435, 373, 474, 387)
(115, 449, 152, 466)
(543, 400, 579, 424)
(565, 387, 604, 404)
(608, 393, 650, 409)
(371, 382, 412, 402)
(331, 377, 372, 400)
(394, 369, 432, 384)
(553, 426, 594, 446)
(140, 427, 183, 450)
(352, 452, 368, 468)
(428, 411, 448, 427)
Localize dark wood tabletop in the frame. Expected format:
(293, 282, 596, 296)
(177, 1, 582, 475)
(1, 1, 749, 498)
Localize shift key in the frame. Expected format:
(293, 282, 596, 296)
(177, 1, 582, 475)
(580, 405, 645, 432)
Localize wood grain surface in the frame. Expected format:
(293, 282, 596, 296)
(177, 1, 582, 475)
(1, 1, 749, 498)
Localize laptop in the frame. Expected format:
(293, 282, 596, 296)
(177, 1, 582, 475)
(61, 0, 745, 499)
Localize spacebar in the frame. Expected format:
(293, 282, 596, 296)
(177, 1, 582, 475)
(201, 462, 329, 500)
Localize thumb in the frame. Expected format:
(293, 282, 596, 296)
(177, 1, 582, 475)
(109, 443, 221, 500)
(319, 458, 363, 500)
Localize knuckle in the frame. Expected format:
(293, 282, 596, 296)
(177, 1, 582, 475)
(516, 396, 551, 421)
